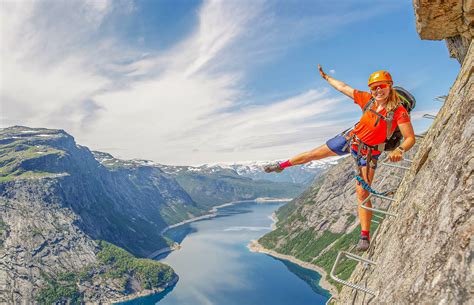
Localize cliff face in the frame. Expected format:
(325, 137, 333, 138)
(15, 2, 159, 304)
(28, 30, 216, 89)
(336, 3, 473, 303)
(338, 45, 472, 305)
(0, 127, 197, 258)
(0, 126, 305, 303)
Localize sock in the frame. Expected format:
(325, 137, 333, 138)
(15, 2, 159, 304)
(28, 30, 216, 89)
(279, 160, 292, 169)
(361, 230, 370, 240)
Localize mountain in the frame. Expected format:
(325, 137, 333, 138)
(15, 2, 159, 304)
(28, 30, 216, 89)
(0, 126, 308, 303)
(156, 163, 307, 208)
(200, 159, 341, 185)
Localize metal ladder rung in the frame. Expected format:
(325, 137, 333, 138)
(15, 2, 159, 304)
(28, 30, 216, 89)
(415, 134, 425, 139)
(381, 158, 413, 170)
(381, 163, 410, 170)
(360, 194, 398, 217)
(372, 213, 385, 220)
(330, 251, 377, 296)
(422, 114, 436, 120)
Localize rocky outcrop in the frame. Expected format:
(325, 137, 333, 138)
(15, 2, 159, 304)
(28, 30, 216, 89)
(337, 26, 473, 305)
(0, 126, 307, 303)
(0, 179, 176, 304)
(414, 0, 473, 63)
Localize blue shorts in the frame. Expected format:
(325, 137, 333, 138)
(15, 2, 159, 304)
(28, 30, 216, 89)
(326, 134, 380, 168)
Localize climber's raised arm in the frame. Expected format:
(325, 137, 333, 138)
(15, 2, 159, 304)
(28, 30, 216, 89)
(318, 64, 354, 99)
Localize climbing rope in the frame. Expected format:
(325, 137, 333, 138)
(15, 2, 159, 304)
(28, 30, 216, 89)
(354, 175, 392, 196)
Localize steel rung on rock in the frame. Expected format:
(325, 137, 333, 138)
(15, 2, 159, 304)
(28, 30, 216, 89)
(381, 162, 411, 170)
(360, 194, 398, 217)
(372, 213, 384, 220)
(330, 251, 377, 296)
(381, 157, 413, 170)
(422, 114, 436, 120)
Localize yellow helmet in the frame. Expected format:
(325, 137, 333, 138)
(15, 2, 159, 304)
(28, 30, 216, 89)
(368, 70, 393, 86)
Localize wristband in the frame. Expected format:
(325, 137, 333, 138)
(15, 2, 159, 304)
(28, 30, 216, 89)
(396, 146, 404, 153)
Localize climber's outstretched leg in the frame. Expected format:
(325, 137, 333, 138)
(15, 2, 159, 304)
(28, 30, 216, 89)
(289, 144, 338, 165)
(355, 165, 376, 251)
(263, 144, 338, 173)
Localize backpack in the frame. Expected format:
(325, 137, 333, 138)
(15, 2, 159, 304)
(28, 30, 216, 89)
(361, 86, 416, 151)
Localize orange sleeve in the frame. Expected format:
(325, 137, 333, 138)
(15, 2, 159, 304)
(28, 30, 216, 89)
(394, 106, 411, 125)
(353, 90, 373, 110)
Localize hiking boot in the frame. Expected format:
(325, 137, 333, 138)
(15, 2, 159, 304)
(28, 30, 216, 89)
(263, 162, 283, 173)
(356, 236, 370, 252)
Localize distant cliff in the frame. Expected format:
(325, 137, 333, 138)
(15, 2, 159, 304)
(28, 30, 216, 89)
(0, 126, 306, 303)
(203, 160, 339, 185)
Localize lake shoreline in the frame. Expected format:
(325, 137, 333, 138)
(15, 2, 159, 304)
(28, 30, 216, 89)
(148, 197, 292, 258)
(126, 199, 333, 305)
(247, 240, 338, 299)
(111, 274, 178, 304)
(247, 212, 339, 298)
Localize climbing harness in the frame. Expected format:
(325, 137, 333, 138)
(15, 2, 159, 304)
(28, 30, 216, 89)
(343, 86, 416, 185)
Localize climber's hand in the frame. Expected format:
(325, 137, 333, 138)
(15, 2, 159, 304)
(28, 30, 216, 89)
(318, 64, 328, 80)
(388, 149, 403, 162)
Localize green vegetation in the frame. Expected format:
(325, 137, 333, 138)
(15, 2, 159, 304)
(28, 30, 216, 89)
(346, 214, 356, 225)
(259, 227, 288, 249)
(160, 202, 205, 226)
(97, 240, 175, 290)
(0, 170, 57, 182)
(36, 271, 84, 304)
(35, 241, 176, 303)
(0, 137, 63, 182)
(299, 230, 342, 262)
(261, 194, 379, 293)
(275, 200, 298, 223)
(175, 172, 305, 209)
(314, 224, 379, 291)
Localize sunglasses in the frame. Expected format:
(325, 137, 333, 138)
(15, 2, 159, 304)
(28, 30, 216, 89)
(369, 83, 390, 91)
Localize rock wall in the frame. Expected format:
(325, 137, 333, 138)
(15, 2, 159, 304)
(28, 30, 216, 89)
(337, 36, 473, 305)
(414, 0, 473, 63)
(0, 179, 126, 303)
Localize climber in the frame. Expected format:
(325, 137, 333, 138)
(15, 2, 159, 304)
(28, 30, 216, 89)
(263, 65, 416, 251)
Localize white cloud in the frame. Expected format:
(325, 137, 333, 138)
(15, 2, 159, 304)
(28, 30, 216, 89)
(1, 0, 381, 165)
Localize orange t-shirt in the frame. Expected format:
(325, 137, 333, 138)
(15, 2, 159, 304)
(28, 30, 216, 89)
(350, 90, 411, 154)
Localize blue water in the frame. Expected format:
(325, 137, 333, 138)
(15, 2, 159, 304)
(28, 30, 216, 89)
(120, 201, 330, 305)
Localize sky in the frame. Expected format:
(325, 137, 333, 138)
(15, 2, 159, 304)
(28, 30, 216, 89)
(0, 0, 460, 165)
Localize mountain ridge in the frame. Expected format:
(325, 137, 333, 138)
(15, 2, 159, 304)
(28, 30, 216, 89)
(0, 125, 312, 303)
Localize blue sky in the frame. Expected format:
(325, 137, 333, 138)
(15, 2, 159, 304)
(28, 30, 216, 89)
(0, 0, 459, 165)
